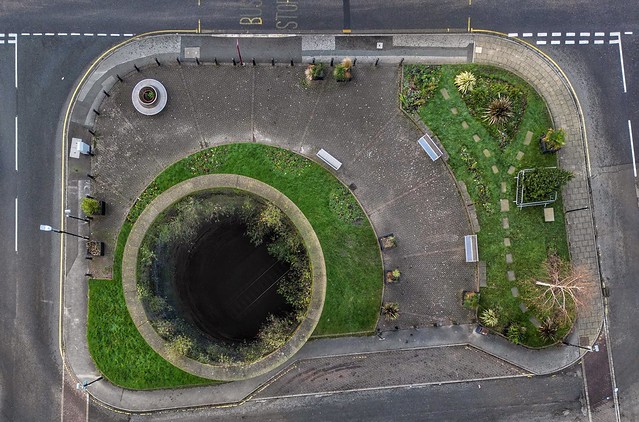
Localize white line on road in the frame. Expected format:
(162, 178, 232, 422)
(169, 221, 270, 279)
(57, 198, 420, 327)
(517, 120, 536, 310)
(7, 39, 15, 44)
(594, 40, 604, 44)
(0, 40, 4, 44)
(83, 33, 94, 36)
(617, 34, 627, 93)
(15, 198, 18, 252)
(566, 32, 576, 36)
(522, 32, 532, 37)
(20, 33, 29, 36)
(551, 32, 561, 37)
(14, 36, 17, 88)
(110, 33, 120, 37)
(630, 120, 636, 177)
(625, 31, 633, 35)
(33, 32, 42, 36)
(610, 31, 621, 36)
(97, 33, 107, 37)
(566, 40, 575, 45)
(536, 40, 547, 45)
(595, 32, 605, 37)
(537, 32, 547, 37)
(610, 39, 620, 44)
(45, 33, 54, 36)
(57, 32, 68, 36)
(123, 33, 134, 37)
(580, 32, 591, 36)
(15, 116, 18, 171)
(71, 32, 81, 36)
(0, 33, 4, 36)
(507, 33, 518, 37)
(551, 40, 561, 45)
(579, 40, 589, 44)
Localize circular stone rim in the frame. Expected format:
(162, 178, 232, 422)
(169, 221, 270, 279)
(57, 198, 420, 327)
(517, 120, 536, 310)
(121, 174, 326, 381)
(132, 78, 168, 115)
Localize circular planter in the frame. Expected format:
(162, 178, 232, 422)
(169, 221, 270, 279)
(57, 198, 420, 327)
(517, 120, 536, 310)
(122, 174, 326, 381)
(132, 79, 168, 115)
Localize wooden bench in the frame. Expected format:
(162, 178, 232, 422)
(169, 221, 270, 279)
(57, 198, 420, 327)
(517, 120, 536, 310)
(464, 235, 478, 262)
(316, 148, 342, 170)
(418, 134, 443, 161)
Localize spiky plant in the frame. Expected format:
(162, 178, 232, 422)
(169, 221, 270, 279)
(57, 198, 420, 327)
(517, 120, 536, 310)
(538, 316, 560, 341)
(483, 95, 514, 126)
(480, 308, 499, 327)
(454, 71, 476, 94)
(381, 302, 400, 320)
(507, 324, 526, 345)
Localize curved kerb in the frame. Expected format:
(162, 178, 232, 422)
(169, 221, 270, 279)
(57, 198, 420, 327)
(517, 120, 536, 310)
(121, 174, 326, 381)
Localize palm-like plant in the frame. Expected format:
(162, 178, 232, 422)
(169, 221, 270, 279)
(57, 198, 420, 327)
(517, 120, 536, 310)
(454, 71, 476, 94)
(538, 316, 560, 341)
(483, 95, 514, 126)
(479, 308, 499, 327)
(381, 302, 400, 320)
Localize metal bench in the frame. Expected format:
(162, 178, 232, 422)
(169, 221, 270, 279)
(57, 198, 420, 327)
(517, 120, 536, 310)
(316, 148, 342, 170)
(417, 134, 443, 161)
(464, 234, 478, 262)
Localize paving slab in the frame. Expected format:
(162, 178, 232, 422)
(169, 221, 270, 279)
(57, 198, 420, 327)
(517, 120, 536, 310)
(524, 130, 533, 145)
(507, 270, 516, 281)
(482, 149, 491, 157)
(492, 165, 499, 174)
(511, 287, 519, 297)
(507, 165, 516, 175)
(506, 253, 513, 264)
(500, 199, 509, 212)
(440, 88, 450, 99)
(461, 121, 469, 129)
(502, 217, 509, 229)
(450, 107, 458, 115)
(516, 151, 524, 160)
(503, 237, 511, 247)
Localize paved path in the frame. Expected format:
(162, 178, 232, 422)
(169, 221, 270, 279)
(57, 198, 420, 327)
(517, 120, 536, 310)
(60, 33, 602, 412)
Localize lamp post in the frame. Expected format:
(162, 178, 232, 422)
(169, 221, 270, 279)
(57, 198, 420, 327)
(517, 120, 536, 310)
(39, 224, 89, 240)
(76, 376, 103, 391)
(65, 209, 91, 222)
(562, 340, 592, 351)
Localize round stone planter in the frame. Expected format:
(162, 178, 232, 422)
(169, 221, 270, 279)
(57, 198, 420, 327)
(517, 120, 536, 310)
(132, 79, 168, 115)
(121, 174, 326, 381)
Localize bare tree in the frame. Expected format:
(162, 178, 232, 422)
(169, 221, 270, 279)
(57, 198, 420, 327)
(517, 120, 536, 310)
(534, 254, 596, 322)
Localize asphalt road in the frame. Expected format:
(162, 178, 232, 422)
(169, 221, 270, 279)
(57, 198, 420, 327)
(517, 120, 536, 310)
(0, 1, 638, 421)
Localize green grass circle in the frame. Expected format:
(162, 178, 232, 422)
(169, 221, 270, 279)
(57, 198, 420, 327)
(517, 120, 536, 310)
(88, 143, 383, 389)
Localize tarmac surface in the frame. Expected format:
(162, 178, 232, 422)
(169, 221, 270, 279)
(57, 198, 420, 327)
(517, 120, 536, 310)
(60, 33, 603, 413)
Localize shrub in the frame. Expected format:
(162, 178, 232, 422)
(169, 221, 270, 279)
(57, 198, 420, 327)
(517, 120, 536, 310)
(400, 65, 441, 112)
(167, 335, 193, 359)
(507, 324, 526, 344)
(480, 308, 499, 327)
(305, 63, 326, 81)
(329, 186, 365, 224)
(521, 167, 573, 203)
(333, 58, 353, 82)
(483, 95, 514, 126)
(463, 291, 479, 310)
(381, 302, 400, 320)
(541, 128, 566, 152)
(454, 71, 476, 94)
(258, 315, 294, 351)
(81, 197, 101, 216)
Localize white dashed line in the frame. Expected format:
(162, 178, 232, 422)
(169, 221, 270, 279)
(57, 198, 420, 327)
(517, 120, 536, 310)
(8, 33, 16, 36)
(566, 32, 575, 37)
(123, 33, 134, 37)
(629, 120, 636, 177)
(537, 32, 547, 37)
(594, 40, 604, 44)
(625, 31, 633, 35)
(551, 40, 561, 45)
(522, 32, 533, 37)
(565, 40, 575, 45)
(0, 33, 5, 37)
(610, 39, 620, 44)
(508, 33, 518, 37)
(0, 40, 4, 44)
(15, 198, 18, 252)
(552, 32, 561, 37)
(84, 33, 94, 36)
(610, 32, 621, 36)
(536, 40, 547, 45)
(595, 32, 605, 37)
(21, 33, 29, 36)
(33, 33, 42, 36)
(97, 33, 107, 36)
(579, 40, 589, 44)
(110, 33, 120, 37)
(57, 32, 68, 36)
(45, 33, 54, 36)
(617, 34, 627, 93)
(71, 33, 81, 36)
(580, 32, 590, 36)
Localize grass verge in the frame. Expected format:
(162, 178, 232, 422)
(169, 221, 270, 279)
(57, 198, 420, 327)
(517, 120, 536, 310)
(88, 143, 382, 389)
(412, 64, 571, 347)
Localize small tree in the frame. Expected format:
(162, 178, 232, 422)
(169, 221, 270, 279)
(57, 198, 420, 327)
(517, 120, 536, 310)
(333, 58, 353, 82)
(483, 95, 513, 126)
(541, 128, 566, 152)
(521, 167, 573, 203)
(305, 63, 326, 81)
(454, 71, 476, 94)
(480, 308, 499, 327)
(381, 302, 400, 320)
(81, 197, 101, 216)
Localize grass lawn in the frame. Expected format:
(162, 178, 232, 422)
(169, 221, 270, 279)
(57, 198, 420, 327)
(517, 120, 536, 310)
(411, 64, 571, 347)
(88, 143, 382, 389)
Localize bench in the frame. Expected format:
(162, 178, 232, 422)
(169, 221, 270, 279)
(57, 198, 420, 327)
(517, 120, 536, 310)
(464, 234, 478, 262)
(316, 148, 342, 170)
(418, 134, 443, 161)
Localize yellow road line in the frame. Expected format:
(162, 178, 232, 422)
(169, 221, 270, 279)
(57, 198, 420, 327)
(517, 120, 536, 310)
(342, 28, 352, 33)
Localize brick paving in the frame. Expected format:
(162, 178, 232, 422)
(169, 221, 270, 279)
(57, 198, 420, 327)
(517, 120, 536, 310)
(254, 345, 526, 398)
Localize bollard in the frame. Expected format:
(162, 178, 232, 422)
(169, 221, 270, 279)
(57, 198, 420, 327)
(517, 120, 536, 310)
(290, 59, 294, 66)
(271, 58, 275, 66)
(312, 57, 315, 64)
(330, 58, 334, 67)
(116, 74, 123, 82)
(134, 64, 140, 72)
(87, 174, 96, 180)
(92, 109, 100, 116)
(232, 58, 236, 66)
(252, 58, 256, 66)
(399, 58, 404, 66)
(177, 57, 181, 65)
(155, 58, 161, 66)
(103, 90, 110, 97)
(196, 57, 200, 65)
(214, 57, 218, 65)
(375, 58, 379, 66)
(88, 129, 96, 136)
(353, 58, 357, 66)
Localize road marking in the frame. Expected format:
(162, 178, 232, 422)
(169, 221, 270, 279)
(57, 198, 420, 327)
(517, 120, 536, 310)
(33, 32, 42, 36)
(579, 40, 589, 44)
(123, 33, 134, 37)
(566, 40, 575, 45)
(507, 33, 518, 37)
(624, 31, 633, 35)
(15, 116, 18, 170)
(594, 40, 604, 44)
(97, 33, 107, 36)
(580, 32, 590, 36)
(45, 32, 54, 36)
(609, 31, 620, 36)
(0, 40, 4, 44)
(57, 32, 68, 36)
(15, 198, 18, 252)
(551, 40, 561, 45)
(0, 33, 4, 36)
(617, 34, 627, 92)
(21, 32, 29, 36)
(8, 33, 16, 36)
(83, 33, 94, 36)
(537, 32, 547, 37)
(630, 121, 636, 177)
(71, 33, 81, 36)
(551, 32, 561, 36)
(7, 39, 15, 44)
(610, 39, 620, 44)
(110, 33, 120, 36)
(595, 32, 605, 37)
(536, 40, 547, 45)
(566, 32, 575, 36)
(522, 32, 532, 37)
(13, 36, 17, 88)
